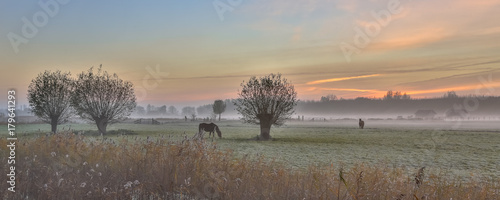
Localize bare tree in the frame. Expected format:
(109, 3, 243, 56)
(197, 104, 213, 116)
(320, 94, 337, 102)
(182, 106, 196, 117)
(444, 91, 458, 98)
(71, 66, 136, 135)
(168, 106, 178, 115)
(234, 73, 297, 140)
(27, 70, 73, 133)
(158, 105, 167, 115)
(213, 99, 226, 121)
(384, 90, 410, 100)
(383, 90, 393, 100)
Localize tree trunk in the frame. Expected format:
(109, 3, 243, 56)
(258, 114, 272, 140)
(96, 120, 108, 135)
(51, 120, 58, 134)
(218, 113, 221, 121)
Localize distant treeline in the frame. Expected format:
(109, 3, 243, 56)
(296, 95, 500, 118)
(132, 92, 499, 119)
(133, 99, 237, 119)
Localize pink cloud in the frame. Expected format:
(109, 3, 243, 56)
(292, 26, 303, 42)
(336, 0, 358, 12)
(368, 27, 451, 51)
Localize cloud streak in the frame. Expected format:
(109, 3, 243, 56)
(405, 82, 500, 96)
(316, 81, 500, 99)
(319, 87, 382, 93)
(307, 74, 381, 85)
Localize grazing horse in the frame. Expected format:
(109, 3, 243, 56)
(359, 119, 365, 129)
(198, 123, 222, 138)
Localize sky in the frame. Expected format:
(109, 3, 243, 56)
(1, 0, 500, 107)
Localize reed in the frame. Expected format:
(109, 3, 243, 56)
(1, 133, 498, 199)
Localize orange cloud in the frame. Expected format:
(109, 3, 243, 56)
(316, 87, 386, 97)
(406, 82, 500, 96)
(306, 74, 381, 85)
(320, 88, 380, 93)
(369, 27, 450, 51)
(301, 81, 500, 100)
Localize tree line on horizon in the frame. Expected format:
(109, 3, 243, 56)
(299, 91, 500, 117)
(134, 99, 232, 120)
(317, 91, 469, 102)
(132, 89, 499, 122)
(136, 90, 497, 117)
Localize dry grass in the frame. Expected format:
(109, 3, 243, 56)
(1, 133, 499, 200)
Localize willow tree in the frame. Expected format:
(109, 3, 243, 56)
(27, 70, 74, 133)
(234, 73, 297, 140)
(71, 66, 136, 135)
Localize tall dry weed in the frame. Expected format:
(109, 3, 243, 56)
(0, 133, 498, 199)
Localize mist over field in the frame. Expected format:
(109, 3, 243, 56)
(110, 95, 500, 121)
(2, 0, 500, 199)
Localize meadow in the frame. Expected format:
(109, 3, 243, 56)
(7, 119, 500, 177)
(2, 119, 499, 199)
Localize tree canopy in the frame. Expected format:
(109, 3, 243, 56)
(234, 73, 297, 140)
(27, 70, 74, 133)
(213, 99, 226, 121)
(71, 66, 136, 135)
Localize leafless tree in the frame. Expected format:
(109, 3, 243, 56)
(27, 70, 74, 133)
(234, 73, 297, 140)
(71, 66, 136, 135)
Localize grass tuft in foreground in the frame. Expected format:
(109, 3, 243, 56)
(1, 133, 498, 199)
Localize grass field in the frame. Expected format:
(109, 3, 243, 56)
(5, 119, 500, 180)
(2, 119, 500, 199)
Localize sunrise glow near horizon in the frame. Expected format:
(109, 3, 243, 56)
(1, 0, 500, 107)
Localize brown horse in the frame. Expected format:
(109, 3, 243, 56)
(359, 119, 365, 129)
(198, 123, 222, 138)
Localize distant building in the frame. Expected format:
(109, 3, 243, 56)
(445, 108, 468, 119)
(414, 110, 437, 120)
